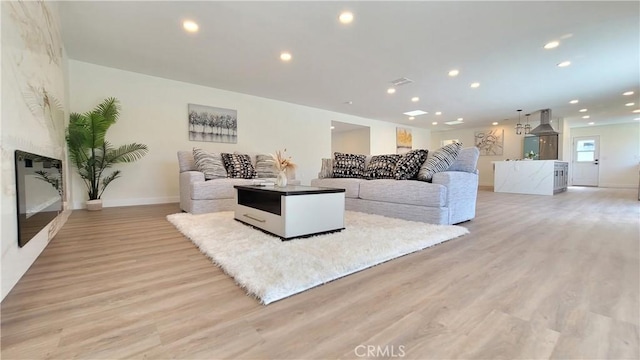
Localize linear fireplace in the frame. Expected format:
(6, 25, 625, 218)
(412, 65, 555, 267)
(14, 150, 63, 247)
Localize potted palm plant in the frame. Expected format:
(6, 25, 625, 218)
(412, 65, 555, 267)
(66, 97, 148, 210)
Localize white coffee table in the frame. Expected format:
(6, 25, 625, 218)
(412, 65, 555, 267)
(233, 185, 345, 240)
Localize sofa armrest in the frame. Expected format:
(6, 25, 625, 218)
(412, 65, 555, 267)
(432, 171, 479, 224)
(181, 170, 205, 183)
(179, 171, 205, 211)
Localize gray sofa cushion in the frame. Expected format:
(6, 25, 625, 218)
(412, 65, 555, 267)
(359, 179, 446, 207)
(448, 147, 480, 173)
(255, 154, 278, 178)
(418, 142, 462, 181)
(191, 178, 256, 200)
(319, 158, 333, 178)
(310, 178, 365, 198)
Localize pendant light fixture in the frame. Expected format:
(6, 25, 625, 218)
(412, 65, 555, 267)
(515, 109, 523, 135)
(524, 113, 531, 134)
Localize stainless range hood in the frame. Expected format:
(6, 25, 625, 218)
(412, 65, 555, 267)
(529, 109, 558, 135)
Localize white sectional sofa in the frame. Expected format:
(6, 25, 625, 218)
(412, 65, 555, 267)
(310, 147, 480, 225)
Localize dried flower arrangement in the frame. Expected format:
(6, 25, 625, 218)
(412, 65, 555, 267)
(271, 149, 297, 172)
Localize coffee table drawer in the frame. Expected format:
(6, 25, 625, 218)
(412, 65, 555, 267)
(235, 204, 284, 235)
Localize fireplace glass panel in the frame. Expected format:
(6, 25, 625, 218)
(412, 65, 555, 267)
(14, 150, 63, 247)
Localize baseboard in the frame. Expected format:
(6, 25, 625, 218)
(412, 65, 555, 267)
(72, 196, 179, 210)
(597, 183, 637, 189)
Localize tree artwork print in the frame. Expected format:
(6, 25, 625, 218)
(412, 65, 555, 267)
(188, 104, 238, 143)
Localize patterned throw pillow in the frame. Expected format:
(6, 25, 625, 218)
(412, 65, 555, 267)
(366, 154, 401, 179)
(221, 153, 257, 179)
(333, 152, 366, 178)
(255, 154, 278, 178)
(319, 158, 334, 178)
(193, 148, 227, 180)
(394, 149, 428, 180)
(417, 142, 463, 182)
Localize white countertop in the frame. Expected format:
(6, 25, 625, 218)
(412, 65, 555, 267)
(493, 160, 567, 195)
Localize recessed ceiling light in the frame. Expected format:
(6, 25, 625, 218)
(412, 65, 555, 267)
(470, 82, 480, 88)
(633, 109, 640, 113)
(557, 61, 571, 67)
(403, 110, 427, 116)
(544, 41, 560, 49)
(432, 122, 438, 125)
(492, 122, 499, 126)
(280, 52, 292, 61)
(183, 20, 199, 33)
(387, 87, 396, 94)
(634, 117, 640, 121)
(409, 116, 415, 120)
(330, 126, 335, 130)
(445, 120, 463, 125)
(411, 97, 420, 102)
(448, 69, 459, 77)
(582, 115, 590, 119)
(339, 11, 354, 24)
(435, 111, 442, 115)
(569, 99, 579, 104)
(625, 102, 635, 106)
(588, 122, 595, 125)
(343, 101, 353, 105)
(623, 91, 635, 96)
(457, 117, 464, 121)
(579, 108, 587, 112)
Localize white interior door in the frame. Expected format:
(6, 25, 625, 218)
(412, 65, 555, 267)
(572, 136, 600, 186)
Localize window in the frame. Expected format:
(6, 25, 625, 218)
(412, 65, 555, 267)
(576, 140, 595, 162)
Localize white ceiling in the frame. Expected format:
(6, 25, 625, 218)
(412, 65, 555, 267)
(58, 1, 640, 132)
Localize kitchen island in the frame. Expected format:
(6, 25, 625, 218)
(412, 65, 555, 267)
(493, 160, 568, 195)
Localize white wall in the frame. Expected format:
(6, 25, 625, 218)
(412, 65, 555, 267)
(68, 60, 430, 208)
(1, 2, 70, 301)
(332, 128, 371, 155)
(430, 125, 526, 186)
(570, 123, 640, 188)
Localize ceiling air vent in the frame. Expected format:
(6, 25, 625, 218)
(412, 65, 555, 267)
(390, 77, 413, 86)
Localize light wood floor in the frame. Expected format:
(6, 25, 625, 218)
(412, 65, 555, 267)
(2, 188, 638, 359)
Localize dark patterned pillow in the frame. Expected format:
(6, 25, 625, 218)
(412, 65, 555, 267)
(333, 152, 366, 178)
(255, 154, 278, 178)
(394, 149, 428, 180)
(366, 154, 401, 179)
(221, 153, 257, 179)
(417, 142, 463, 182)
(193, 148, 227, 180)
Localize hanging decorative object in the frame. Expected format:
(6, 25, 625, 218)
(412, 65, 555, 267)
(524, 113, 532, 134)
(515, 109, 523, 135)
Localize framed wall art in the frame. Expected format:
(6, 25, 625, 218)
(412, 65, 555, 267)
(188, 104, 237, 143)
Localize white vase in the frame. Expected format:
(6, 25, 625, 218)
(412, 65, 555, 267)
(276, 170, 288, 187)
(86, 199, 103, 211)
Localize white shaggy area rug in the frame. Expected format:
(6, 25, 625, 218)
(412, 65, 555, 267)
(167, 211, 469, 304)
